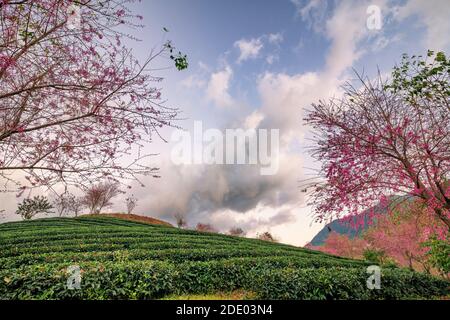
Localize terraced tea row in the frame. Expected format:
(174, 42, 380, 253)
(0, 216, 448, 300)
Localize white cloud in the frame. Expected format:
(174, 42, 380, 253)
(266, 54, 278, 65)
(181, 74, 206, 89)
(207, 204, 298, 237)
(234, 38, 264, 63)
(244, 110, 265, 130)
(131, 0, 385, 246)
(197, 61, 210, 72)
(234, 33, 283, 65)
(291, 0, 329, 32)
(206, 66, 234, 107)
(257, 0, 379, 140)
(323, 1, 373, 78)
(370, 33, 402, 52)
(395, 0, 450, 51)
(258, 72, 320, 137)
(268, 33, 284, 45)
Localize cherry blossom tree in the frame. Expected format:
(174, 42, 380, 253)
(304, 51, 450, 228)
(308, 232, 368, 259)
(308, 200, 447, 272)
(364, 200, 446, 272)
(82, 180, 122, 214)
(257, 231, 277, 242)
(195, 223, 217, 233)
(52, 191, 84, 216)
(228, 227, 246, 237)
(0, 0, 186, 194)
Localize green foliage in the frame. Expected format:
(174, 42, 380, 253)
(363, 248, 399, 269)
(385, 50, 450, 103)
(363, 248, 386, 264)
(0, 260, 446, 300)
(171, 53, 188, 71)
(0, 217, 448, 300)
(165, 41, 188, 71)
(15, 196, 53, 220)
(425, 236, 450, 278)
(249, 267, 447, 300)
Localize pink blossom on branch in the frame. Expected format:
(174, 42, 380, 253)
(309, 232, 368, 259)
(308, 200, 448, 272)
(0, 0, 183, 192)
(364, 200, 447, 271)
(304, 52, 450, 228)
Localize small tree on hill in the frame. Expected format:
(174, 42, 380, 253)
(257, 231, 277, 242)
(82, 181, 122, 214)
(228, 227, 246, 237)
(174, 212, 187, 229)
(363, 248, 387, 265)
(69, 196, 85, 217)
(52, 192, 78, 217)
(196, 223, 217, 233)
(16, 196, 53, 220)
(125, 195, 138, 214)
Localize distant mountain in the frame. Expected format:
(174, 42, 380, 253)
(308, 198, 405, 246)
(309, 212, 372, 246)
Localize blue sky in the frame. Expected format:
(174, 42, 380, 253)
(129, 0, 449, 125)
(2, 0, 449, 246)
(104, 0, 450, 246)
(117, 0, 450, 246)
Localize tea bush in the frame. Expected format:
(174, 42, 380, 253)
(0, 217, 448, 299)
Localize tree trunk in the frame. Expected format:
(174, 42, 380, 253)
(406, 253, 414, 271)
(435, 208, 450, 229)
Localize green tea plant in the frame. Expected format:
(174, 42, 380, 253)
(0, 216, 448, 300)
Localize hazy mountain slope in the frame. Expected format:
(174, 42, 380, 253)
(309, 197, 409, 246)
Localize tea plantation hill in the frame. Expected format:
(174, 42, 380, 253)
(0, 216, 448, 299)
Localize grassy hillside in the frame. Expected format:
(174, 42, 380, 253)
(80, 213, 173, 227)
(0, 216, 448, 300)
